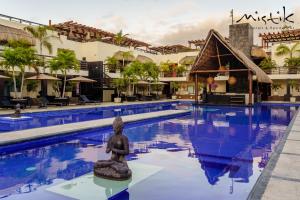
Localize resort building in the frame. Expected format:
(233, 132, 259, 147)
(1, 14, 300, 105)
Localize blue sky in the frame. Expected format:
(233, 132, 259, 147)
(0, 0, 299, 45)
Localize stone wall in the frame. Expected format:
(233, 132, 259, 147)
(229, 23, 253, 58)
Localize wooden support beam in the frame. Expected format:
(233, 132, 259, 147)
(248, 70, 253, 105)
(195, 74, 198, 104)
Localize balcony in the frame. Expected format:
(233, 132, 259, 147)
(262, 67, 300, 75)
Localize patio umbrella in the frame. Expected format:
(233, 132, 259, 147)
(136, 80, 149, 84)
(67, 76, 96, 95)
(26, 74, 60, 81)
(26, 74, 60, 97)
(150, 81, 167, 85)
(67, 76, 96, 83)
(0, 74, 10, 79)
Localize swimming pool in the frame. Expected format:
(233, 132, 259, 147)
(0, 102, 181, 133)
(0, 104, 297, 199)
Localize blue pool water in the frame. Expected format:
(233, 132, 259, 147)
(0, 102, 178, 133)
(0, 104, 297, 200)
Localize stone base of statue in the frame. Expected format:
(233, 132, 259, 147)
(94, 160, 132, 181)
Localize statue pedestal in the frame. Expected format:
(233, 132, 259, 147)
(94, 160, 132, 181)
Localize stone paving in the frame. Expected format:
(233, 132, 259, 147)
(0, 109, 190, 146)
(260, 110, 300, 200)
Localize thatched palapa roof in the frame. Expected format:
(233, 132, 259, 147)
(191, 29, 271, 83)
(0, 25, 35, 45)
(136, 55, 153, 63)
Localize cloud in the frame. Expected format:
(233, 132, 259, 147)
(96, 15, 128, 32)
(155, 17, 231, 45)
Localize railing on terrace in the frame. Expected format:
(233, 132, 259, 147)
(263, 67, 300, 75)
(0, 13, 45, 26)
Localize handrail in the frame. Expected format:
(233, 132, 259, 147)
(0, 13, 45, 26)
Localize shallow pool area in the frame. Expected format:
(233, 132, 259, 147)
(0, 102, 181, 133)
(0, 104, 297, 200)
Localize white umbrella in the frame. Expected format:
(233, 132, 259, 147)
(26, 74, 60, 81)
(0, 74, 10, 79)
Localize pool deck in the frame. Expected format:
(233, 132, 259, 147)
(249, 107, 300, 200)
(0, 109, 190, 146)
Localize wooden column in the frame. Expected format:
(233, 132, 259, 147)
(195, 74, 198, 104)
(248, 70, 253, 105)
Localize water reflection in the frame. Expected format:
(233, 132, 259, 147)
(0, 105, 296, 199)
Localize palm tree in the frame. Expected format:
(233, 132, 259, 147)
(49, 49, 79, 97)
(105, 56, 119, 72)
(114, 30, 129, 46)
(275, 42, 300, 58)
(0, 40, 39, 98)
(24, 25, 61, 72)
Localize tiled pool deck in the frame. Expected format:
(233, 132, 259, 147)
(249, 105, 300, 200)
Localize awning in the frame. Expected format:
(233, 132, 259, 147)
(0, 25, 35, 45)
(67, 76, 96, 83)
(179, 56, 196, 65)
(136, 55, 153, 63)
(26, 74, 60, 81)
(150, 81, 167, 85)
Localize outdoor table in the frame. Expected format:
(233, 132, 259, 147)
(10, 98, 28, 108)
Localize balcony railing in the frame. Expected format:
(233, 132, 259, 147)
(262, 67, 300, 75)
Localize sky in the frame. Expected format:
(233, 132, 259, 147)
(0, 0, 299, 46)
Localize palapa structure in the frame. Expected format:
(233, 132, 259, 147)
(149, 44, 195, 54)
(0, 24, 35, 45)
(190, 29, 271, 105)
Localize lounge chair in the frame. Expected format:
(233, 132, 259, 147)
(79, 95, 99, 104)
(0, 99, 24, 109)
(38, 97, 63, 108)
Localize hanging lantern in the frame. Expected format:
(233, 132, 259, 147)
(218, 66, 227, 72)
(228, 76, 237, 85)
(207, 77, 214, 85)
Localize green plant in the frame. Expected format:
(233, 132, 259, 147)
(170, 82, 179, 95)
(271, 82, 282, 91)
(49, 49, 79, 97)
(114, 30, 129, 46)
(275, 42, 300, 58)
(113, 78, 127, 97)
(105, 56, 119, 72)
(176, 65, 187, 76)
(0, 40, 39, 98)
(284, 57, 300, 68)
(259, 57, 277, 70)
(288, 80, 300, 94)
(26, 80, 38, 92)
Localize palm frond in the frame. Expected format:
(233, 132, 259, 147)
(42, 40, 53, 54)
(275, 44, 291, 56)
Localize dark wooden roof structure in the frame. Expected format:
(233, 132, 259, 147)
(149, 44, 196, 54)
(191, 29, 271, 83)
(259, 29, 300, 48)
(52, 21, 150, 48)
(189, 37, 229, 49)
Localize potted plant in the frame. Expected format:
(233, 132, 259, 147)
(271, 82, 282, 96)
(170, 82, 179, 99)
(288, 80, 299, 102)
(26, 80, 39, 98)
(259, 57, 277, 74)
(113, 78, 126, 103)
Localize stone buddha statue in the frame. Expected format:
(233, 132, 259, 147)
(94, 117, 132, 180)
